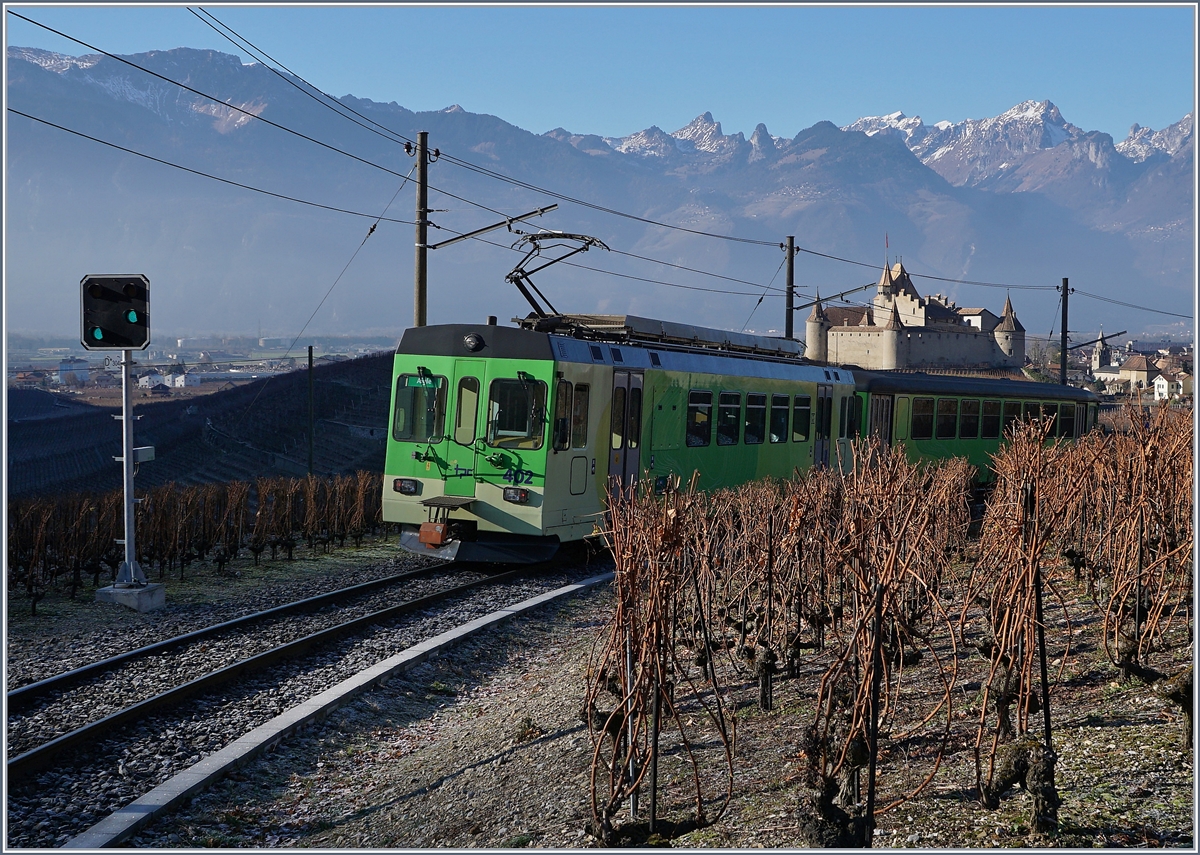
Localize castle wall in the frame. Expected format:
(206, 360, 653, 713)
(825, 326, 1023, 370)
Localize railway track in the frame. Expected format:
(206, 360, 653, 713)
(5, 562, 610, 849)
(6, 561, 457, 714)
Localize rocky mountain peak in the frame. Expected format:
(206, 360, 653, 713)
(672, 112, 736, 154)
(1117, 113, 1194, 162)
(8, 45, 103, 72)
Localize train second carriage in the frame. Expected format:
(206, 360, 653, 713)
(383, 314, 1099, 563)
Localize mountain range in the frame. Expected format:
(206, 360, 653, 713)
(5, 46, 1193, 342)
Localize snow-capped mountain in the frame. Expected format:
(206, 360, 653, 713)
(844, 100, 1090, 188)
(5, 44, 1193, 339)
(1117, 113, 1195, 162)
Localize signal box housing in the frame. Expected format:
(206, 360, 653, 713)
(81, 274, 150, 350)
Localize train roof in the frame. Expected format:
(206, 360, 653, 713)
(850, 368, 1099, 402)
(514, 313, 805, 358)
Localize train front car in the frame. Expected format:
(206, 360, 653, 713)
(383, 322, 606, 564)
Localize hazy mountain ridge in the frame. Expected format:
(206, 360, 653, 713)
(5, 45, 1193, 339)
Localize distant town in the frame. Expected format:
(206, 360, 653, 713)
(6, 333, 400, 404)
(5, 316, 1193, 407)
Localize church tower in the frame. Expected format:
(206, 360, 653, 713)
(1091, 331, 1111, 373)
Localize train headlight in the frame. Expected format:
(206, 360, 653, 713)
(502, 487, 529, 504)
(394, 478, 420, 495)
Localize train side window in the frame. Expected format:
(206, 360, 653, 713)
(1060, 402, 1076, 439)
(745, 393, 766, 444)
(981, 400, 1001, 439)
(1042, 403, 1059, 436)
(486, 378, 546, 450)
(628, 387, 643, 450)
(770, 394, 789, 443)
(393, 374, 447, 443)
(611, 386, 627, 450)
(686, 390, 713, 447)
(552, 380, 572, 451)
(1023, 401, 1041, 423)
(792, 395, 811, 442)
(571, 384, 590, 448)
(1002, 401, 1021, 435)
(454, 376, 480, 445)
(959, 399, 980, 439)
(717, 392, 741, 446)
(911, 397, 934, 440)
(936, 398, 958, 440)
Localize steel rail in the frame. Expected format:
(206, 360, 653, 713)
(7, 566, 524, 782)
(5, 562, 451, 713)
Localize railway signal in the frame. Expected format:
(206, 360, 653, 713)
(80, 274, 150, 350)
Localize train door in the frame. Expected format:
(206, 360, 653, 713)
(609, 370, 644, 491)
(813, 384, 833, 468)
(869, 394, 894, 445)
(444, 359, 485, 497)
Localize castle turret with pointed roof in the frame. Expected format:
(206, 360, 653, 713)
(804, 292, 830, 362)
(993, 294, 1025, 360)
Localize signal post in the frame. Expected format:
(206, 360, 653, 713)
(81, 274, 164, 612)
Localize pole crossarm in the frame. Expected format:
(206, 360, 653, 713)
(1067, 330, 1127, 351)
(792, 281, 875, 312)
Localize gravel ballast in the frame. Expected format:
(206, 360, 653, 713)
(7, 541, 1194, 849)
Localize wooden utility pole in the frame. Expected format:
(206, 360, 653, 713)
(784, 236, 796, 339)
(308, 345, 314, 475)
(1059, 277, 1072, 385)
(413, 131, 430, 327)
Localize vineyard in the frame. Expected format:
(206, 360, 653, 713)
(586, 404, 1193, 846)
(5, 401, 1193, 846)
(6, 352, 393, 499)
(7, 472, 385, 612)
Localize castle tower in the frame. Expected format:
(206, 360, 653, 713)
(994, 294, 1026, 365)
(877, 298, 905, 369)
(805, 293, 830, 363)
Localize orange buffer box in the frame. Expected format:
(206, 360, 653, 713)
(418, 522, 448, 546)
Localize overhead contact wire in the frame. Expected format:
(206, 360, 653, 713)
(234, 167, 417, 429)
(7, 109, 418, 226)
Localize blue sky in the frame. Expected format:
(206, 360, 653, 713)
(6, 4, 1196, 141)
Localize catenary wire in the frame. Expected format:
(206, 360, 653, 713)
(741, 257, 788, 331)
(1071, 289, 1191, 320)
(15, 9, 794, 294)
(233, 169, 416, 430)
(16, 9, 1180, 317)
(9, 107, 790, 301)
(7, 109, 419, 226)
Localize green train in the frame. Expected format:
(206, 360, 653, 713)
(383, 314, 1098, 562)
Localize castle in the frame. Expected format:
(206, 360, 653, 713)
(804, 261, 1025, 372)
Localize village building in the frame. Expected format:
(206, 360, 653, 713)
(805, 261, 1025, 372)
(137, 370, 166, 389)
(1118, 354, 1159, 391)
(168, 372, 202, 388)
(1154, 370, 1192, 401)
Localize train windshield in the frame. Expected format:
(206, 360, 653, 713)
(487, 378, 547, 450)
(393, 374, 447, 443)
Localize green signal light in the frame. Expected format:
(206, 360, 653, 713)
(126, 309, 139, 323)
(91, 327, 105, 341)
